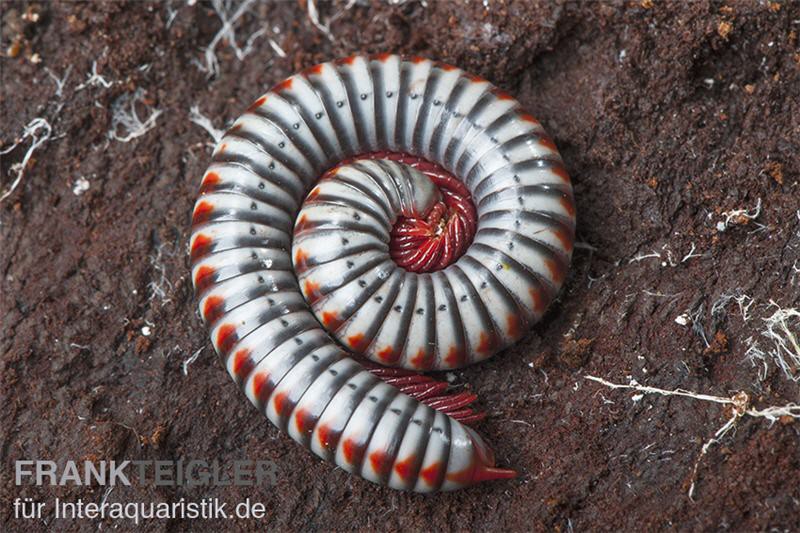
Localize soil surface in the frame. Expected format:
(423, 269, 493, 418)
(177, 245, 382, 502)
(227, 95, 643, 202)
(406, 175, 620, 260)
(2, 1, 800, 531)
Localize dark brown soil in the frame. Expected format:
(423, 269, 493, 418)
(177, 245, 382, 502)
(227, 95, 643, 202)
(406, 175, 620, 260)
(2, 1, 799, 531)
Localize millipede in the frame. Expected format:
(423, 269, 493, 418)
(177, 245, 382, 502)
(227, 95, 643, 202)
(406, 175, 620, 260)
(189, 54, 575, 492)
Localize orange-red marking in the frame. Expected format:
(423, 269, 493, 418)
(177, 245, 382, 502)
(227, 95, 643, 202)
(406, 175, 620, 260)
(445, 465, 472, 485)
(305, 64, 324, 76)
(342, 438, 361, 464)
(377, 346, 395, 363)
(294, 248, 309, 273)
(253, 372, 270, 400)
(321, 311, 342, 330)
(201, 171, 220, 188)
(492, 88, 514, 101)
(192, 200, 214, 226)
(559, 195, 576, 217)
(369, 450, 389, 475)
(303, 279, 322, 304)
(507, 314, 521, 339)
(317, 424, 333, 449)
(420, 462, 441, 486)
(295, 214, 311, 233)
(202, 295, 225, 323)
(539, 135, 558, 151)
(477, 331, 496, 354)
(247, 96, 266, 112)
(273, 392, 291, 416)
(410, 349, 433, 370)
(529, 288, 546, 313)
(273, 78, 293, 92)
(445, 346, 465, 367)
(295, 408, 314, 434)
(394, 455, 415, 480)
(194, 265, 217, 292)
(551, 227, 574, 252)
(544, 258, 565, 284)
(336, 56, 357, 66)
(518, 112, 540, 124)
(190, 234, 212, 261)
(347, 333, 367, 351)
(216, 323, 238, 355)
(232, 348, 253, 380)
(552, 165, 571, 183)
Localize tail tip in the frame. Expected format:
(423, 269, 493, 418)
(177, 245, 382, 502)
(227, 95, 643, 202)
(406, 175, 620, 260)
(472, 464, 518, 483)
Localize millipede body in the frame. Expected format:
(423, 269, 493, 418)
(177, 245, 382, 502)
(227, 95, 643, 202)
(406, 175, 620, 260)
(190, 54, 575, 492)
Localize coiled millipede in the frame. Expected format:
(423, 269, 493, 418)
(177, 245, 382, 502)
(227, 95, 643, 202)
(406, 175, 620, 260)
(190, 54, 575, 492)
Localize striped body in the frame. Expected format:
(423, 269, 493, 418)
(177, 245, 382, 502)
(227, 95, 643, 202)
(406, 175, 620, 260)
(190, 55, 575, 491)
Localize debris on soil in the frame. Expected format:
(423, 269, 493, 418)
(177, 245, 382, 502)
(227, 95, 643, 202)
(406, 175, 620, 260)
(703, 330, 729, 357)
(559, 337, 594, 370)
